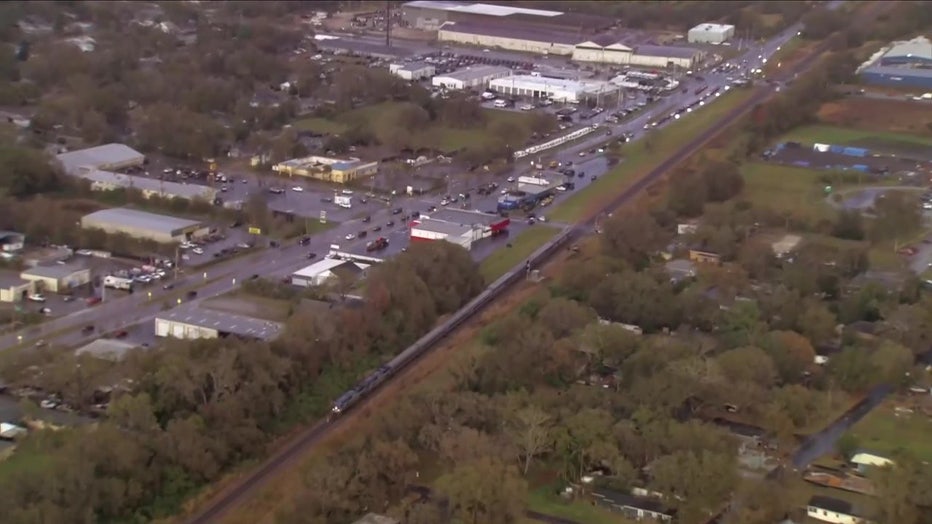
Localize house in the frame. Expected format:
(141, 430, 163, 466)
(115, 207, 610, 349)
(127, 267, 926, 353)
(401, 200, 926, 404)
(850, 450, 894, 473)
(665, 259, 697, 281)
(592, 488, 674, 522)
(20, 263, 91, 293)
(688, 249, 721, 265)
(807, 495, 868, 524)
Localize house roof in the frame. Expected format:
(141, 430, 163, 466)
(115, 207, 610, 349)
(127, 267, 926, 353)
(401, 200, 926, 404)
(808, 496, 854, 515)
(850, 449, 893, 463)
(56, 143, 144, 174)
(21, 263, 88, 280)
(592, 489, 673, 515)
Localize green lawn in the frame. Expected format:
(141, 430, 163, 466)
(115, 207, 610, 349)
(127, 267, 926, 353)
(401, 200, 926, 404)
(846, 403, 932, 462)
(294, 102, 539, 154)
(479, 225, 560, 283)
(549, 88, 756, 223)
(741, 162, 834, 222)
(527, 486, 635, 524)
(781, 125, 932, 148)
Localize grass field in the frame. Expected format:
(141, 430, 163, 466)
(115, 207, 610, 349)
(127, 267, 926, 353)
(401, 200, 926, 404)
(549, 88, 757, 223)
(527, 487, 635, 524)
(846, 403, 932, 462)
(479, 225, 560, 282)
(781, 125, 932, 149)
(816, 97, 932, 138)
(741, 162, 834, 222)
(294, 102, 540, 154)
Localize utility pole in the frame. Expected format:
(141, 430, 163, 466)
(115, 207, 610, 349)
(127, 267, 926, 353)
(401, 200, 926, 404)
(385, 1, 391, 48)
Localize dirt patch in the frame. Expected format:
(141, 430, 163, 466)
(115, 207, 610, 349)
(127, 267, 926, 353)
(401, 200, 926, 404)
(817, 97, 932, 137)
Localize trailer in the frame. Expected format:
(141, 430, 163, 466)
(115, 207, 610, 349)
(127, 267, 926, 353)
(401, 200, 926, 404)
(103, 275, 134, 291)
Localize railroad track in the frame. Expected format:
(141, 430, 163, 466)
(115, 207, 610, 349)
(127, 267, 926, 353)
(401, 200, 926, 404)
(184, 12, 875, 524)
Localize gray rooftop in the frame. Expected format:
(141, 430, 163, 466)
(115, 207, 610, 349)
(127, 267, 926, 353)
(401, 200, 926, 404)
(635, 45, 701, 59)
(79, 169, 216, 201)
(56, 143, 144, 174)
(884, 37, 932, 61)
(435, 65, 512, 82)
(157, 304, 283, 340)
(413, 218, 475, 236)
(428, 208, 504, 227)
(21, 262, 88, 280)
(82, 208, 203, 235)
(862, 64, 932, 79)
(0, 271, 31, 288)
(440, 21, 583, 46)
(397, 60, 434, 72)
(316, 39, 414, 58)
(75, 338, 140, 361)
(404, 0, 468, 11)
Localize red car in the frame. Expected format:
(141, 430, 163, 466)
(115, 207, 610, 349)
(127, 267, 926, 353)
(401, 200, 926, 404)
(114, 330, 128, 339)
(85, 296, 102, 306)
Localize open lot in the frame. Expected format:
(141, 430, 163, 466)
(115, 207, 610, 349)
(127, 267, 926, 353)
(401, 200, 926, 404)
(845, 401, 932, 463)
(550, 87, 757, 223)
(741, 163, 836, 222)
(815, 96, 932, 138)
(295, 102, 544, 154)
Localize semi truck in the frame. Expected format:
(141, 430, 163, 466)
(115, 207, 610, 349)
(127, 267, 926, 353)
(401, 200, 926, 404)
(103, 275, 134, 291)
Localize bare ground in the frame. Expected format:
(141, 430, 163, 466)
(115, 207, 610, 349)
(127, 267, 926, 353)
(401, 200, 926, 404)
(817, 97, 932, 137)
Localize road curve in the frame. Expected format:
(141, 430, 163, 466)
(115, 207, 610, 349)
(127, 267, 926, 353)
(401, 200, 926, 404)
(184, 21, 850, 524)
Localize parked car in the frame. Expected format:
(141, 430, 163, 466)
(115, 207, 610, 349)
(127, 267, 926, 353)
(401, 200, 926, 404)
(28, 294, 46, 302)
(291, 186, 304, 192)
(345, 233, 356, 241)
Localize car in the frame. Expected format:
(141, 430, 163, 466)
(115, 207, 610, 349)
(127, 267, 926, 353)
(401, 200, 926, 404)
(237, 242, 252, 249)
(162, 283, 174, 290)
(362, 215, 371, 223)
(186, 291, 197, 299)
(307, 252, 317, 259)
(268, 187, 285, 194)
(114, 330, 128, 339)
(39, 307, 52, 315)
(427, 206, 437, 212)
(28, 294, 46, 302)
(82, 325, 95, 334)
(506, 176, 515, 183)
(250, 274, 260, 280)
(192, 248, 204, 255)
(220, 186, 229, 192)
(63, 296, 75, 302)
(242, 178, 248, 184)
(359, 197, 368, 204)
(86, 296, 102, 306)
(299, 236, 311, 246)
(392, 208, 403, 215)
(358, 230, 368, 239)
(386, 220, 395, 227)
(578, 151, 586, 157)
(345, 233, 356, 241)
(373, 226, 382, 232)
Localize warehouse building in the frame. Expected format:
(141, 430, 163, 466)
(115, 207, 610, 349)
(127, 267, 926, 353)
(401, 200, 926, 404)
(79, 169, 217, 202)
(81, 208, 209, 243)
(858, 36, 932, 90)
(410, 209, 509, 250)
(431, 65, 512, 90)
(687, 23, 735, 44)
(425, 208, 510, 236)
(488, 75, 614, 103)
(629, 45, 702, 69)
(291, 258, 370, 288)
(573, 36, 635, 64)
(401, 1, 611, 33)
(390, 61, 436, 81)
(56, 143, 145, 175)
(20, 263, 91, 293)
(155, 304, 282, 341)
(0, 273, 35, 303)
(438, 21, 579, 56)
(272, 155, 379, 184)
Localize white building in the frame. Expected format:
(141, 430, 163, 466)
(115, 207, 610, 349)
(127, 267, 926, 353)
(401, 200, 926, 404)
(291, 258, 370, 288)
(431, 65, 512, 90)
(573, 40, 702, 69)
(687, 23, 735, 44)
(81, 208, 209, 243)
(807, 496, 867, 524)
(155, 304, 282, 341)
(410, 218, 477, 250)
(488, 75, 613, 104)
(57, 143, 146, 175)
(389, 61, 436, 81)
(437, 21, 578, 56)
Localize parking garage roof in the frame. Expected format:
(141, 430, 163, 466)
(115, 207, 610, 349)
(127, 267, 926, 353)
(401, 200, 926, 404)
(158, 304, 283, 340)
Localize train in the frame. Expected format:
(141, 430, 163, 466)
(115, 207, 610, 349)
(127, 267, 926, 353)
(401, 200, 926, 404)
(329, 225, 579, 417)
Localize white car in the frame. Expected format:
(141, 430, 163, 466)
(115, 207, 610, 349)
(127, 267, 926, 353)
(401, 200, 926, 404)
(520, 104, 534, 111)
(192, 248, 204, 255)
(28, 294, 46, 302)
(291, 186, 304, 192)
(506, 177, 515, 183)
(345, 233, 356, 241)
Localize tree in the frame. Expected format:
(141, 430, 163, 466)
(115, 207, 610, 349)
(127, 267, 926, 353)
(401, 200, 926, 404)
(763, 331, 816, 383)
(870, 191, 921, 244)
(714, 347, 777, 388)
(700, 161, 744, 202)
(667, 173, 707, 217)
(0, 145, 65, 197)
(508, 405, 553, 475)
(435, 457, 527, 524)
(833, 209, 865, 240)
(535, 298, 596, 339)
(871, 464, 921, 524)
(835, 433, 860, 460)
(649, 450, 737, 521)
(601, 210, 669, 269)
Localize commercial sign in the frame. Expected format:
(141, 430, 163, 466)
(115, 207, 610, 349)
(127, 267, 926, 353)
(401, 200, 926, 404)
(248, 227, 262, 235)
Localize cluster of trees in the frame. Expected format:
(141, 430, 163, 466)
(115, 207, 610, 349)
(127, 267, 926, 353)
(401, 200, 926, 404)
(0, 241, 484, 523)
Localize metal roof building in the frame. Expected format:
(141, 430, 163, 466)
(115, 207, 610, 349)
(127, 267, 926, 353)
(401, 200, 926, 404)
(431, 65, 512, 90)
(155, 304, 283, 341)
(437, 20, 580, 56)
(56, 143, 145, 175)
(291, 258, 370, 288)
(687, 23, 735, 44)
(81, 208, 208, 243)
(860, 37, 932, 89)
(79, 168, 217, 202)
(389, 60, 436, 81)
(402, 1, 610, 33)
(20, 262, 91, 293)
(488, 74, 614, 103)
